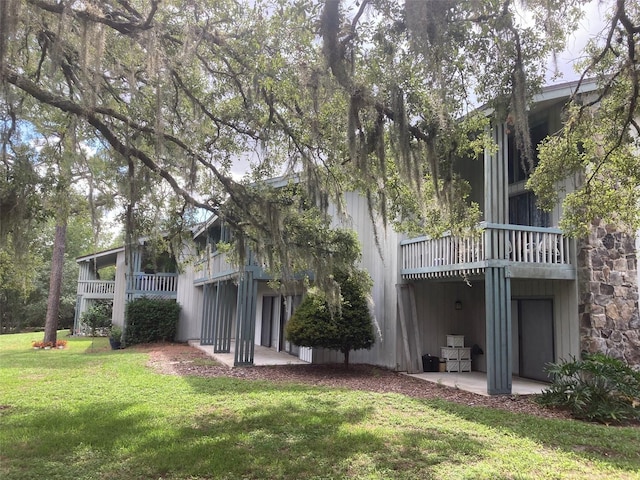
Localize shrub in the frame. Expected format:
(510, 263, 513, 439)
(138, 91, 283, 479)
(286, 269, 375, 366)
(124, 298, 180, 345)
(109, 325, 123, 341)
(536, 353, 640, 424)
(81, 302, 112, 336)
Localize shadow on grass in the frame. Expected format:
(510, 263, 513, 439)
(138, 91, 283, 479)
(424, 397, 640, 474)
(1, 382, 487, 479)
(116, 391, 487, 478)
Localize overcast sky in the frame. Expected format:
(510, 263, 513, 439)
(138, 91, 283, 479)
(546, 0, 610, 83)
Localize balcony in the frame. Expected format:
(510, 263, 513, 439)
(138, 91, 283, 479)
(194, 250, 239, 284)
(127, 272, 178, 299)
(401, 223, 574, 280)
(194, 247, 268, 285)
(77, 280, 116, 298)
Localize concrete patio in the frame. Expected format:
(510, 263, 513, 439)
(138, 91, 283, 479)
(189, 340, 308, 367)
(406, 371, 549, 396)
(189, 340, 549, 396)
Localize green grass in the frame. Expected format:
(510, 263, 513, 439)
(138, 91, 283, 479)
(1, 332, 638, 480)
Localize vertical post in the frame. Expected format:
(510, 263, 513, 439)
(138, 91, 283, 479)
(200, 283, 217, 345)
(234, 271, 257, 366)
(214, 281, 232, 353)
(485, 267, 512, 394)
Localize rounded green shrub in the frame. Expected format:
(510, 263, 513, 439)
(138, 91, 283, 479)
(124, 298, 180, 345)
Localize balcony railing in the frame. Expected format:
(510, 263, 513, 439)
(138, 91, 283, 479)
(401, 223, 571, 279)
(77, 280, 116, 296)
(194, 248, 265, 284)
(195, 250, 236, 283)
(130, 272, 178, 292)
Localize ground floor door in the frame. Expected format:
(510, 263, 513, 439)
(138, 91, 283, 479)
(260, 296, 276, 347)
(517, 299, 554, 382)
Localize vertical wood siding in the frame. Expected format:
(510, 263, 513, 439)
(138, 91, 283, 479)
(409, 276, 578, 376)
(112, 251, 127, 327)
(312, 192, 400, 368)
(175, 262, 202, 341)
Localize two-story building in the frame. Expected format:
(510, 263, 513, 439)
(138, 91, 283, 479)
(75, 80, 639, 395)
(74, 240, 179, 334)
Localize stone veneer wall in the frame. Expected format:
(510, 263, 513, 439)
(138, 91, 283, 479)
(577, 220, 640, 367)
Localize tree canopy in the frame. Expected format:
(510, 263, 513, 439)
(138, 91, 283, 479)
(2, 0, 639, 286)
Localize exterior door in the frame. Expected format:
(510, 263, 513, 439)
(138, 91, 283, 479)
(260, 296, 274, 347)
(519, 299, 554, 382)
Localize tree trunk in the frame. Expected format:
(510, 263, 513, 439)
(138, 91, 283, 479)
(43, 221, 67, 344)
(343, 348, 350, 368)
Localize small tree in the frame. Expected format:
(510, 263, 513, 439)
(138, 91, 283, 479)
(286, 269, 375, 366)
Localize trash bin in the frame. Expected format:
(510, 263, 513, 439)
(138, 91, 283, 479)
(422, 354, 439, 372)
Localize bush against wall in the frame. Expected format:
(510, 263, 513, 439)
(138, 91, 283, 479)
(80, 301, 113, 336)
(125, 298, 180, 345)
(537, 353, 640, 424)
(286, 269, 375, 366)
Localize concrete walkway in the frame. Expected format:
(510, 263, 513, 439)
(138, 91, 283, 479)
(406, 371, 549, 396)
(189, 340, 307, 367)
(189, 340, 548, 396)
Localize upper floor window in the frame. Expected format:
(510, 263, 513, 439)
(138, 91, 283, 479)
(507, 121, 549, 184)
(509, 191, 550, 227)
(207, 223, 231, 252)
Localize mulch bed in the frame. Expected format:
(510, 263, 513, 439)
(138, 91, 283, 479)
(142, 343, 575, 421)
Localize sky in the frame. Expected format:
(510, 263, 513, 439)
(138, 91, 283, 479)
(546, 0, 610, 83)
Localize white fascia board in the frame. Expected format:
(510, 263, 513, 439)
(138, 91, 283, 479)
(76, 246, 125, 263)
(533, 78, 599, 103)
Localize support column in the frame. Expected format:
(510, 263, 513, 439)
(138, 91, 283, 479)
(200, 283, 216, 345)
(485, 266, 512, 394)
(484, 123, 508, 225)
(234, 271, 257, 366)
(214, 281, 233, 353)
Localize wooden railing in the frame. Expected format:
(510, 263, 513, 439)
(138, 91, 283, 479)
(130, 273, 178, 293)
(501, 224, 569, 264)
(401, 223, 570, 278)
(195, 250, 236, 282)
(194, 248, 265, 283)
(77, 280, 116, 296)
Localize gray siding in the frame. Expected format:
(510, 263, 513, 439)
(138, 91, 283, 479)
(510, 279, 579, 370)
(312, 192, 400, 368)
(112, 251, 127, 327)
(410, 277, 579, 375)
(175, 263, 203, 341)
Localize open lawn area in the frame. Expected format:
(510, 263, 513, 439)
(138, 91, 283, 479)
(1, 332, 639, 480)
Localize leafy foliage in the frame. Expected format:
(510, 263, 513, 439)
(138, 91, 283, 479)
(2, 0, 639, 293)
(0, 0, 604, 291)
(286, 269, 375, 366)
(529, 2, 640, 235)
(81, 301, 113, 336)
(124, 298, 180, 345)
(537, 353, 640, 424)
(109, 324, 123, 342)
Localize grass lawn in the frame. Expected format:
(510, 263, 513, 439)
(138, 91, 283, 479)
(1, 332, 639, 480)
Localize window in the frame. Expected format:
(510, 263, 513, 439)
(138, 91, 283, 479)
(507, 121, 549, 184)
(508, 191, 550, 227)
(207, 223, 231, 252)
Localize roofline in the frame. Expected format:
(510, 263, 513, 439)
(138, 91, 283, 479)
(534, 78, 599, 103)
(472, 78, 599, 117)
(76, 246, 125, 263)
(192, 174, 301, 239)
